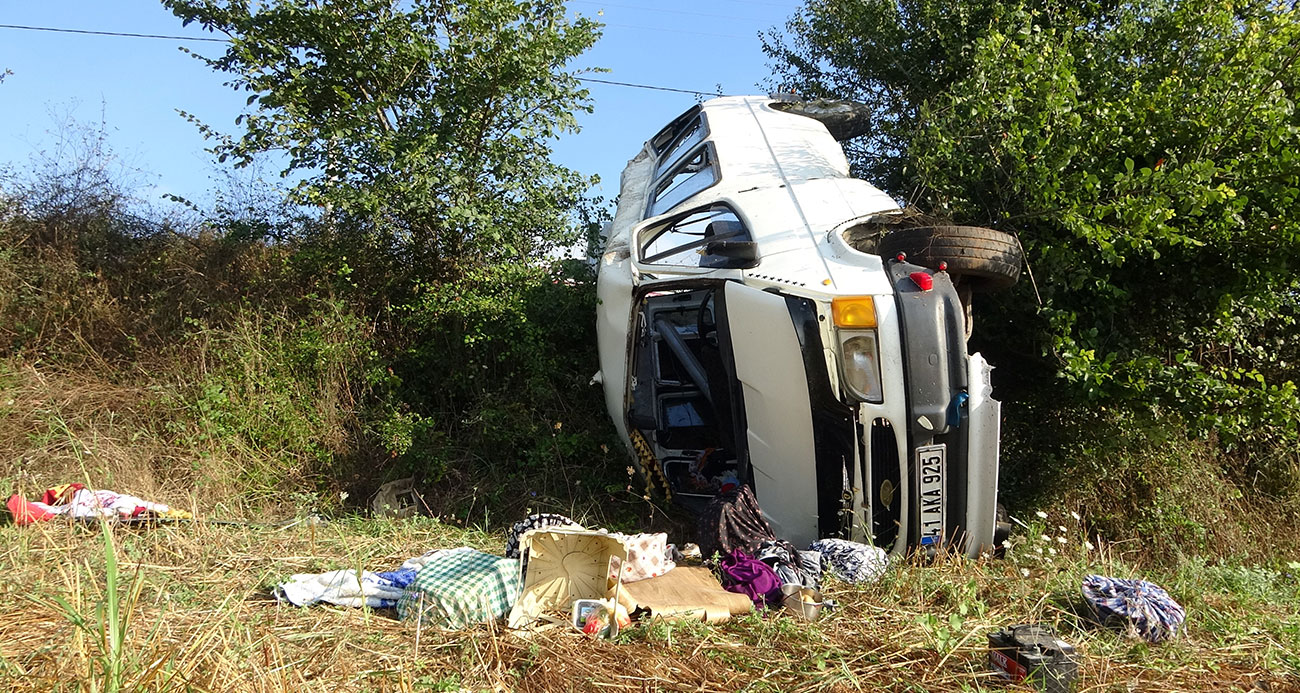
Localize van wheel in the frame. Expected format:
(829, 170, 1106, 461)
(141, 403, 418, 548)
(878, 225, 1022, 292)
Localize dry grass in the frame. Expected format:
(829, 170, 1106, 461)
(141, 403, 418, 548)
(0, 513, 1296, 693)
(2, 359, 1297, 692)
(0, 362, 192, 502)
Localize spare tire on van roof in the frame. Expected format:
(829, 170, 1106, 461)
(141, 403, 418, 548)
(877, 225, 1023, 292)
(769, 97, 874, 141)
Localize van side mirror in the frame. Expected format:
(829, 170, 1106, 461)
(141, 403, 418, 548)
(703, 240, 760, 269)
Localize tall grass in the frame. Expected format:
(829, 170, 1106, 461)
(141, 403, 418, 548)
(29, 520, 149, 693)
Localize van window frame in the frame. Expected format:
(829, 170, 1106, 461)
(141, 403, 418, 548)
(653, 113, 708, 180)
(637, 201, 751, 268)
(650, 105, 702, 154)
(646, 142, 720, 219)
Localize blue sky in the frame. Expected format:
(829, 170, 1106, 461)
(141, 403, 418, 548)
(0, 1, 803, 207)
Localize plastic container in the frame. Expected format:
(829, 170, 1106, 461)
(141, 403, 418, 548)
(988, 623, 1078, 693)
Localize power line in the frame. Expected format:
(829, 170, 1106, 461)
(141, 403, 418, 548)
(0, 23, 227, 43)
(0, 21, 731, 98)
(579, 76, 722, 97)
(599, 21, 752, 40)
(568, 0, 783, 22)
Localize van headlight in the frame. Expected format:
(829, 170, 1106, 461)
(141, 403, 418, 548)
(840, 331, 883, 403)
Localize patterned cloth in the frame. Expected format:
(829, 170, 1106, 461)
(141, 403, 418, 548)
(1082, 575, 1186, 643)
(609, 532, 676, 583)
(697, 485, 776, 559)
(505, 513, 584, 559)
(7, 483, 183, 526)
(397, 550, 521, 629)
(756, 540, 822, 589)
(809, 538, 888, 584)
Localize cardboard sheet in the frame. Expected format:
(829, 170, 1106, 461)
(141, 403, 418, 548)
(618, 566, 753, 623)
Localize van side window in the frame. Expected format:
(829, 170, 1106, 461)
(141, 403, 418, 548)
(648, 145, 717, 218)
(639, 205, 752, 268)
(654, 117, 705, 179)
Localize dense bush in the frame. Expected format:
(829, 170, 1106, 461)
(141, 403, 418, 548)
(765, 0, 1300, 515)
(0, 0, 623, 517)
(0, 150, 618, 517)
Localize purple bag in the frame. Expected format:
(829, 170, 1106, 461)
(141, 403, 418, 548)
(720, 549, 783, 608)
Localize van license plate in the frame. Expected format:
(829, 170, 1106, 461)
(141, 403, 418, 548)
(917, 444, 946, 546)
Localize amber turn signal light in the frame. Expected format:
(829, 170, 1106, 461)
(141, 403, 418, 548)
(831, 296, 877, 328)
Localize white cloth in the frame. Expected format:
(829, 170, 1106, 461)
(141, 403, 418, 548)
(275, 570, 408, 609)
(274, 547, 477, 608)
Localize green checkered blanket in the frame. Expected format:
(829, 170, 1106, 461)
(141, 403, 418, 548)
(396, 549, 520, 629)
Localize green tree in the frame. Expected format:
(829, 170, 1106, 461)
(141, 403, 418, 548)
(765, 1, 1300, 467)
(165, 0, 601, 286)
(162, 0, 616, 499)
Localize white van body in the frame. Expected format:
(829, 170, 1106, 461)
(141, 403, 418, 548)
(595, 96, 1003, 556)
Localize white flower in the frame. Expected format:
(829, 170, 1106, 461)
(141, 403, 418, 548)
(1058, 525, 1068, 533)
(1040, 534, 1051, 542)
(1001, 539, 1012, 549)
(1034, 546, 1043, 554)
(1056, 536, 1067, 544)
(1070, 511, 1081, 521)
(1084, 541, 1095, 551)
(1020, 568, 1030, 577)
(1047, 547, 1057, 556)
(1035, 510, 1049, 519)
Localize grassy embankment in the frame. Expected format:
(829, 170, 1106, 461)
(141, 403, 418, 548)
(0, 360, 1295, 691)
(2, 338, 1296, 690)
(0, 508, 1297, 692)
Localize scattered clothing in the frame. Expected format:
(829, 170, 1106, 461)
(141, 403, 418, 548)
(1082, 575, 1186, 643)
(275, 568, 417, 609)
(398, 549, 521, 630)
(756, 540, 822, 589)
(697, 485, 776, 560)
(674, 543, 702, 562)
(505, 513, 583, 559)
(6, 484, 188, 526)
(609, 532, 676, 583)
(719, 549, 784, 608)
(809, 538, 889, 584)
(273, 547, 477, 609)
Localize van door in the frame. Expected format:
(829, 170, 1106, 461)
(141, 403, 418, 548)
(722, 282, 820, 547)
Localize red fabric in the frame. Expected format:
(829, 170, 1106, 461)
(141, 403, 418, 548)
(7, 494, 57, 526)
(40, 483, 85, 505)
